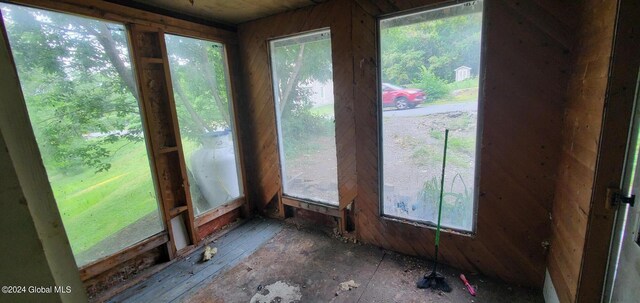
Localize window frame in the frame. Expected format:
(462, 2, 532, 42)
(162, 31, 247, 220)
(376, 0, 486, 234)
(267, 27, 341, 208)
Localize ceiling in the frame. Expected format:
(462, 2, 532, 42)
(128, 0, 323, 25)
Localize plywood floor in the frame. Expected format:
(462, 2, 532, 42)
(111, 218, 543, 302)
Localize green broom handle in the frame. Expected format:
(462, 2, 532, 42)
(435, 129, 449, 252)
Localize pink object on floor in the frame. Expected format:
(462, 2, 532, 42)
(459, 274, 476, 296)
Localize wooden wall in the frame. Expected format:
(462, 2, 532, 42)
(546, 0, 618, 302)
(238, 0, 580, 287)
(352, 0, 575, 287)
(237, 0, 357, 212)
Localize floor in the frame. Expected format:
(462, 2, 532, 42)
(111, 218, 543, 302)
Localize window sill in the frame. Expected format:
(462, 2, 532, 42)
(380, 214, 476, 238)
(282, 196, 340, 217)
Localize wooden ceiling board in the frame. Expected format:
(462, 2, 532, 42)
(131, 0, 321, 24)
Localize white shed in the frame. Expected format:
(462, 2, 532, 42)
(454, 65, 472, 82)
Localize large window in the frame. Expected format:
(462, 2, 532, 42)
(270, 30, 339, 205)
(165, 34, 243, 216)
(379, 1, 483, 231)
(1, 4, 163, 265)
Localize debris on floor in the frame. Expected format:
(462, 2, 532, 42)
(250, 281, 302, 303)
(339, 280, 360, 291)
(202, 246, 217, 262)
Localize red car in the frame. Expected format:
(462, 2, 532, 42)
(382, 83, 426, 110)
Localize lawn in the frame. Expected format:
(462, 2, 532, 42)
(47, 140, 162, 263)
(309, 103, 335, 117)
(429, 87, 478, 106)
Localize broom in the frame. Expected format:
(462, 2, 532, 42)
(417, 129, 452, 292)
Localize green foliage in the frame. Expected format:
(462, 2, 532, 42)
(447, 77, 479, 90)
(417, 173, 473, 230)
(380, 8, 482, 85)
(165, 35, 232, 142)
(281, 89, 333, 158)
(414, 66, 451, 102)
(271, 32, 335, 158)
(2, 5, 144, 173)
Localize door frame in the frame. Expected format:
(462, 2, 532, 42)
(577, 0, 640, 301)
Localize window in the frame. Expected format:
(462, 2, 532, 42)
(164, 34, 243, 216)
(379, 1, 484, 231)
(1, 4, 163, 265)
(269, 30, 339, 205)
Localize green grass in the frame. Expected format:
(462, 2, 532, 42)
(449, 136, 476, 154)
(47, 140, 161, 260)
(447, 77, 479, 90)
(429, 87, 479, 106)
(309, 103, 335, 117)
(411, 145, 471, 168)
(429, 130, 444, 140)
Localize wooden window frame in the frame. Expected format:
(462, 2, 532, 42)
(376, 0, 485, 235)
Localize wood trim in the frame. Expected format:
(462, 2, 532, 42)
(576, 0, 640, 301)
(223, 41, 252, 218)
(194, 197, 245, 227)
(157, 27, 200, 246)
(5, 0, 237, 44)
(128, 23, 200, 257)
(282, 196, 341, 218)
(78, 232, 169, 281)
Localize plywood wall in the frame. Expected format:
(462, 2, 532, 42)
(238, 0, 580, 287)
(546, 1, 617, 302)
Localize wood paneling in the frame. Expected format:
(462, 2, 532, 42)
(546, 0, 619, 301)
(239, 0, 577, 287)
(237, 0, 357, 214)
(574, 1, 640, 302)
(353, 0, 574, 287)
(196, 208, 241, 240)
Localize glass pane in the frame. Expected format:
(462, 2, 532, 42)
(270, 30, 338, 205)
(164, 34, 243, 216)
(1, 4, 163, 265)
(380, 1, 483, 231)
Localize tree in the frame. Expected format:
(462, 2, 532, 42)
(1, 4, 225, 173)
(270, 33, 334, 148)
(380, 11, 482, 85)
(165, 34, 232, 141)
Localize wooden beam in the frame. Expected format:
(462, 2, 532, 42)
(282, 196, 341, 218)
(194, 198, 245, 227)
(78, 232, 169, 281)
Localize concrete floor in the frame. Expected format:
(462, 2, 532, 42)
(181, 220, 543, 303)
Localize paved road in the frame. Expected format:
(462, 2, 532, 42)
(382, 100, 477, 117)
